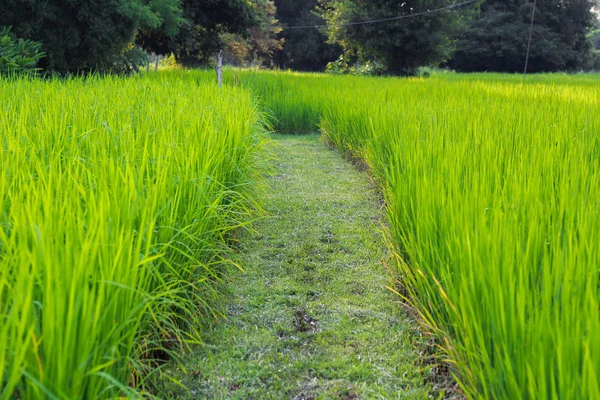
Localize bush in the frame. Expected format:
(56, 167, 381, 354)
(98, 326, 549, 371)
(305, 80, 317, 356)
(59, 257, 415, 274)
(108, 46, 147, 75)
(326, 56, 386, 76)
(0, 26, 44, 75)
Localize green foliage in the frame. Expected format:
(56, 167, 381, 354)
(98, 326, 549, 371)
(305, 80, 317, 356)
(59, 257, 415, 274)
(324, 55, 352, 75)
(449, 0, 596, 72)
(325, 56, 387, 75)
(320, 73, 600, 399)
(135, 0, 185, 56)
(0, 0, 182, 73)
(0, 27, 44, 75)
(218, 70, 600, 399)
(319, 0, 470, 75)
(591, 29, 600, 50)
(162, 134, 429, 399)
(589, 18, 600, 70)
(274, 0, 342, 71)
(0, 72, 267, 399)
(345, 77, 597, 399)
(221, 0, 283, 68)
(169, 0, 257, 66)
(109, 45, 149, 74)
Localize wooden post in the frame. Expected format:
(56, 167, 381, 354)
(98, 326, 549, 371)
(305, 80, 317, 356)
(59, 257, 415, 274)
(216, 50, 223, 88)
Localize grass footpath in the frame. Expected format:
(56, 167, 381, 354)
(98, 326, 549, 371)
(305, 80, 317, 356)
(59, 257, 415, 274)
(165, 135, 429, 399)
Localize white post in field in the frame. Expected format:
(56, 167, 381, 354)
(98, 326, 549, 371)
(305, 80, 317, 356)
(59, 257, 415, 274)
(217, 50, 223, 88)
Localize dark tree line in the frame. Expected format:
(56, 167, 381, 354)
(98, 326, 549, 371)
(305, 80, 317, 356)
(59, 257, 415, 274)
(281, 0, 599, 74)
(273, 0, 341, 71)
(449, 0, 597, 72)
(0, 0, 598, 74)
(0, 0, 273, 73)
(318, 0, 468, 75)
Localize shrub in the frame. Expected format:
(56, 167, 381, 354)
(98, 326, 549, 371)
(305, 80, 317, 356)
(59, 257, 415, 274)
(0, 26, 44, 75)
(108, 45, 148, 75)
(326, 56, 386, 76)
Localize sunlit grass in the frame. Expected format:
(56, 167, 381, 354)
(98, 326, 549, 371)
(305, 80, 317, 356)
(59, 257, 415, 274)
(228, 70, 600, 399)
(0, 72, 267, 399)
(2, 67, 598, 399)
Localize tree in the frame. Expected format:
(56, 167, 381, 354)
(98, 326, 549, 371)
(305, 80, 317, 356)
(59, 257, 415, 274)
(588, 6, 600, 69)
(0, 0, 168, 73)
(448, 0, 597, 73)
(135, 0, 185, 57)
(319, 0, 471, 75)
(221, 0, 284, 67)
(274, 0, 342, 71)
(169, 0, 257, 66)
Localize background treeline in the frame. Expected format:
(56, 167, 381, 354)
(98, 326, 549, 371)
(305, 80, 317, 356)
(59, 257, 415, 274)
(0, 0, 599, 75)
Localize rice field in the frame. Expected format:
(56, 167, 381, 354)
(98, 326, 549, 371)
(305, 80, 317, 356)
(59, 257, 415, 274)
(322, 76, 600, 399)
(0, 73, 267, 399)
(1, 69, 599, 399)
(229, 70, 600, 399)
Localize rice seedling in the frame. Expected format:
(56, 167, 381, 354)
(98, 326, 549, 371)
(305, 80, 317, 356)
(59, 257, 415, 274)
(330, 77, 600, 399)
(0, 72, 267, 399)
(2, 67, 598, 399)
(229, 71, 600, 399)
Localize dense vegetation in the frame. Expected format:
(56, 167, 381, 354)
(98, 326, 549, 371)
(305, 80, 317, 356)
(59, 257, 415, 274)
(449, 0, 596, 72)
(2, 1, 600, 399)
(1, 62, 599, 399)
(273, 0, 341, 71)
(0, 0, 168, 72)
(216, 69, 599, 399)
(318, 0, 468, 75)
(1, 0, 598, 75)
(320, 74, 600, 399)
(0, 27, 44, 74)
(0, 73, 267, 398)
(0, 0, 276, 73)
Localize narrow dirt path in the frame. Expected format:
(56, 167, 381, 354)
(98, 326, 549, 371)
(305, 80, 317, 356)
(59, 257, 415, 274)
(168, 135, 428, 399)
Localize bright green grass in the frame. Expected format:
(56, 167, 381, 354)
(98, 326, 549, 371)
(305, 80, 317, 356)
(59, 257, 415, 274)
(323, 78, 600, 400)
(3, 68, 599, 399)
(0, 73, 267, 399)
(209, 70, 599, 399)
(162, 135, 429, 399)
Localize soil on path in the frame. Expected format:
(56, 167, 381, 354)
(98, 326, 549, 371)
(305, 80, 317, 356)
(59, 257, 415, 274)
(167, 135, 429, 399)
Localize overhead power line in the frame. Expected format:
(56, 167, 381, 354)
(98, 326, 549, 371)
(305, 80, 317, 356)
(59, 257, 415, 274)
(282, 0, 477, 30)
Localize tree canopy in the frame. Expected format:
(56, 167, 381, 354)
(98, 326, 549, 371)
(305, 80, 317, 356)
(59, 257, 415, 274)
(0, 0, 598, 74)
(0, 0, 267, 72)
(274, 0, 341, 71)
(134, 0, 185, 57)
(0, 0, 172, 72)
(166, 0, 256, 65)
(319, 0, 468, 75)
(221, 0, 283, 68)
(448, 0, 597, 72)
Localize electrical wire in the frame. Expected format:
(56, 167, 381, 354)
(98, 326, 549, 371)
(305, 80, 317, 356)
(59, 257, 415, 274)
(281, 0, 477, 30)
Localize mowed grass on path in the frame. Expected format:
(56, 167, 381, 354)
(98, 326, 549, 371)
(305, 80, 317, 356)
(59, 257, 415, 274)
(165, 135, 429, 399)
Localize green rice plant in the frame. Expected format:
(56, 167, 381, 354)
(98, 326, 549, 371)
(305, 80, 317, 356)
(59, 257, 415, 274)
(325, 76, 600, 399)
(0, 72, 267, 399)
(231, 70, 600, 399)
(176, 68, 329, 134)
(235, 71, 326, 134)
(11, 65, 596, 399)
